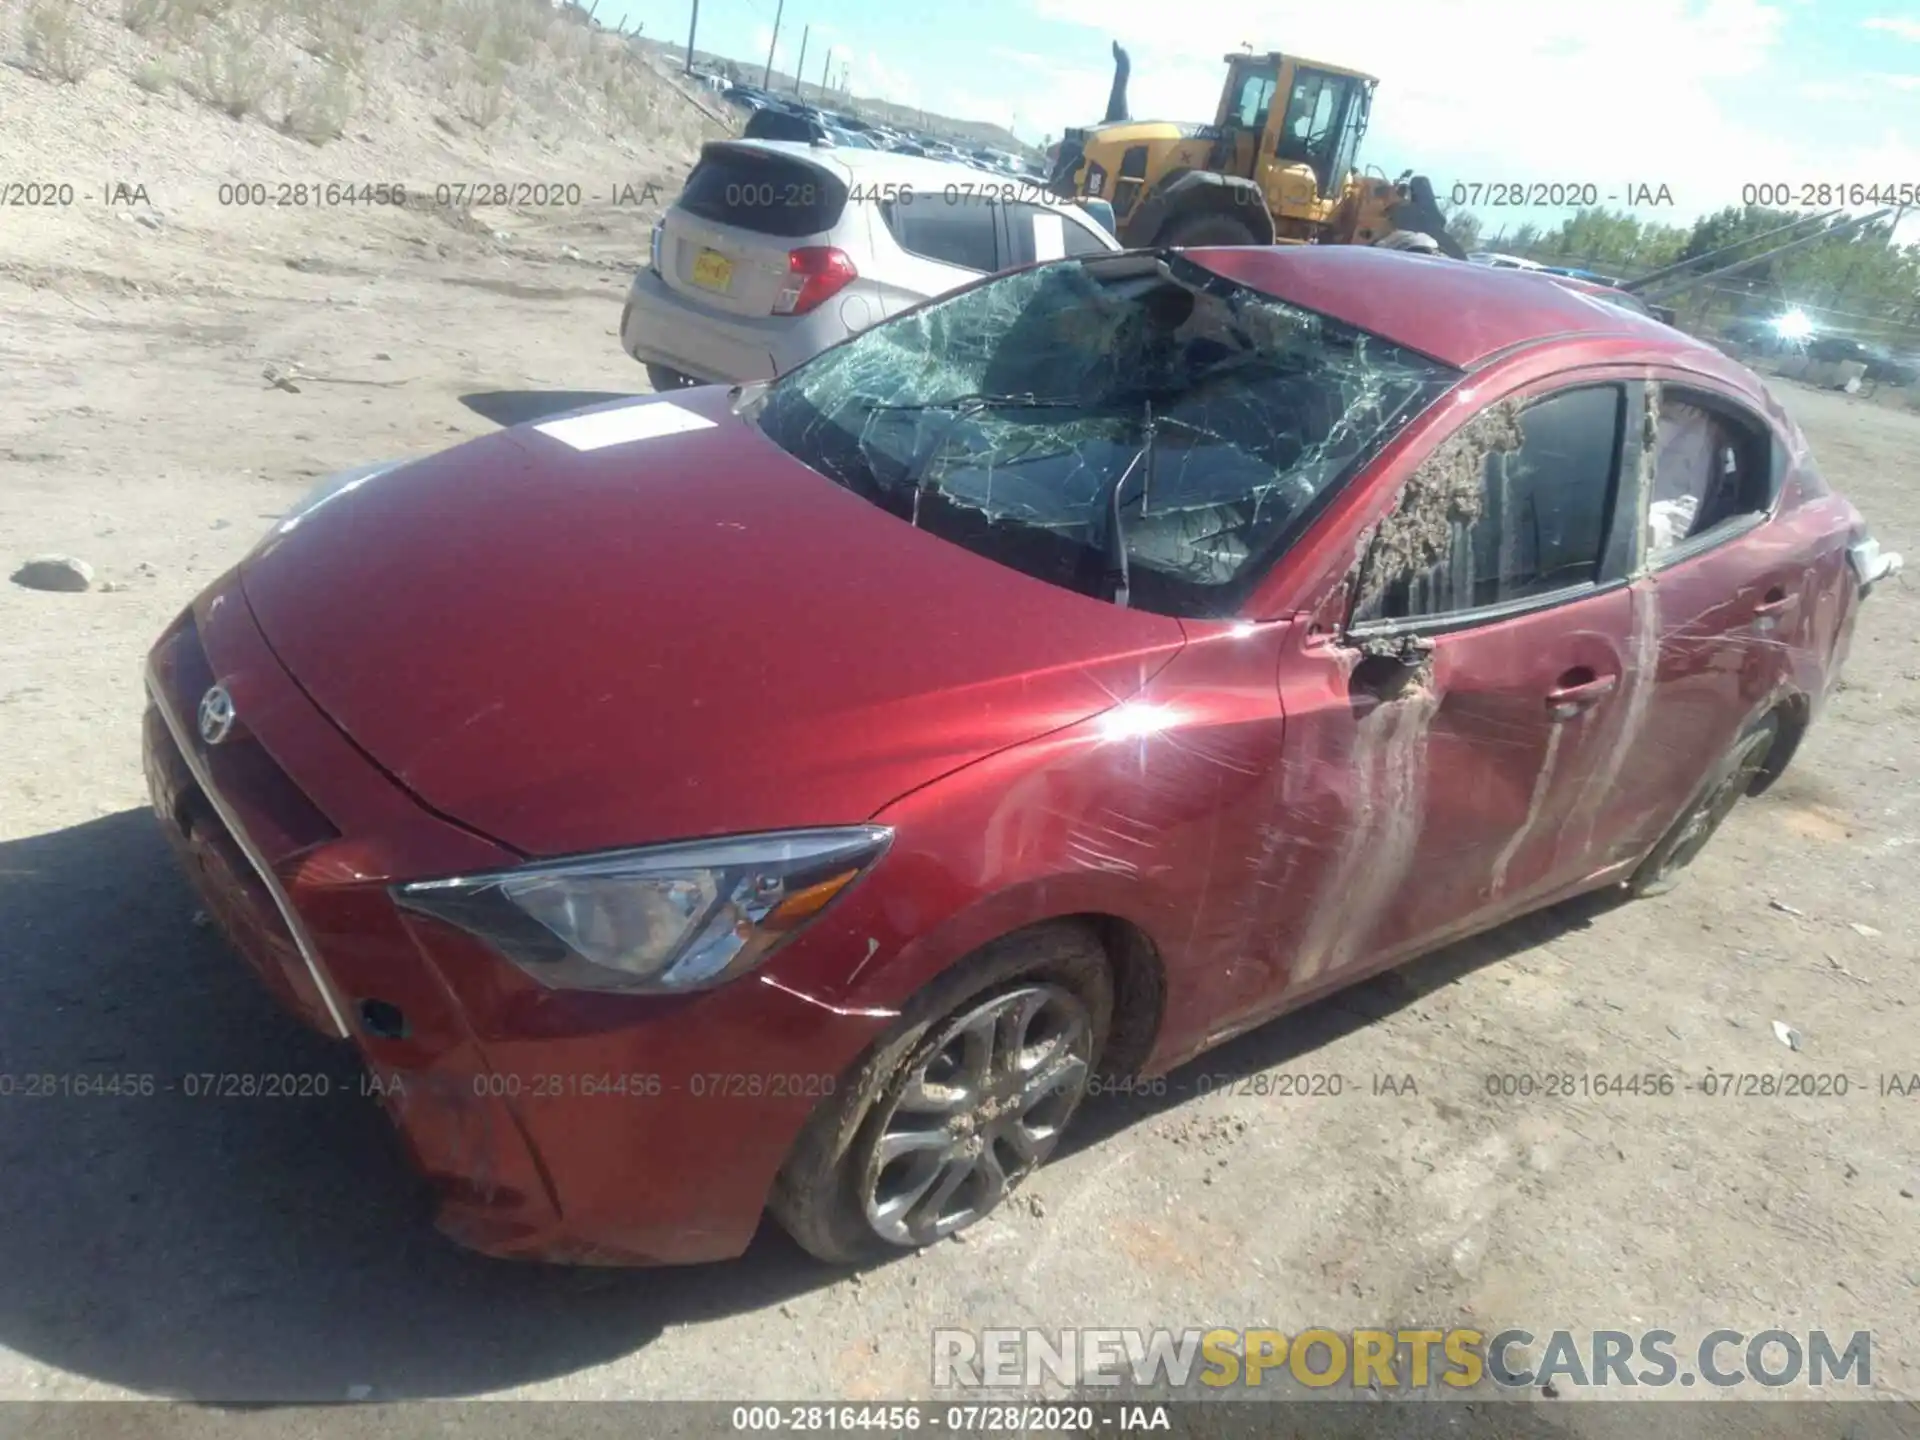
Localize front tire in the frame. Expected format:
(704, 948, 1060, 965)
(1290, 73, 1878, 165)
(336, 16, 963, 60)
(1628, 714, 1779, 898)
(770, 922, 1113, 1265)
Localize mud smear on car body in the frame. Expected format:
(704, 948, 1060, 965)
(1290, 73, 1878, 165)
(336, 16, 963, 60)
(1351, 399, 1527, 621)
(1287, 407, 1532, 984)
(1288, 682, 1442, 987)
(1559, 382, 1664, 863)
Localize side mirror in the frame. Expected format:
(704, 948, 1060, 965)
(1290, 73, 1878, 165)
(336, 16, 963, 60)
(1346, 630, 1434, 702)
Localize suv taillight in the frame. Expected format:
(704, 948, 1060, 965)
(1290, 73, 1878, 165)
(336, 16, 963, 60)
(774, 247, 857, 315)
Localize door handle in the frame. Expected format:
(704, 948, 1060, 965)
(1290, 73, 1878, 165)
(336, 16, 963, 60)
(1545, 667, 1620, 719)
(1752, 587, 1797, 632)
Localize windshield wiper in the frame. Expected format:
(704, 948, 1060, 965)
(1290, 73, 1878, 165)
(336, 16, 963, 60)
(1099, 400, 1154, 608)
(1098, 407, 1236, 607)
(866, 391, 1082, 417)
(870, 393, 1083, 528)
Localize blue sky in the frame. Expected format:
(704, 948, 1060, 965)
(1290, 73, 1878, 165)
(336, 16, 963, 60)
(604, 0, 1920, 237)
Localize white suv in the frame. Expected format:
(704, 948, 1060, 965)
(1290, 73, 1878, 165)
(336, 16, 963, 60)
(620, 140, 1122, 389)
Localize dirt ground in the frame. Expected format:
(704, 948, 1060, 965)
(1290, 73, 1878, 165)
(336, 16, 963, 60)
(2, 112, 1919, 1429)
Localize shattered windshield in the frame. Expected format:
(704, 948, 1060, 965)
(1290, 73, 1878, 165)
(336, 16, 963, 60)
(746, 253, 1461, 618)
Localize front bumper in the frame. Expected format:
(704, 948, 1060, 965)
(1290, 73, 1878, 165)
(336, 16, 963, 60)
(144, 578, 895, 1264)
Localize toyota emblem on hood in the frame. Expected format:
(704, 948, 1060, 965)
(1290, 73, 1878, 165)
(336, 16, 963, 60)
(198, 685, 236, 746)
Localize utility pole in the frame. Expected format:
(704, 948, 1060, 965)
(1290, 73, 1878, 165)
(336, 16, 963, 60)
(820, 47, 832, 101)
(761, 0, 782, 88)
(683, 0, 697, 74)
(793, 25, 808, 94)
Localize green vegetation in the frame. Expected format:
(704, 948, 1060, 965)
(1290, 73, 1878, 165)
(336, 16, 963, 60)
(23, 2, 96, 82)
(1457, 204, 1920, 348)
(194, 12, 279, 117)
(281, 61, 357, 141)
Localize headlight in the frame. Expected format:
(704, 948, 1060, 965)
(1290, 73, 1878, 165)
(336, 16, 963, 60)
(649, 223, 664, 274)
(394, 826, 891, 994)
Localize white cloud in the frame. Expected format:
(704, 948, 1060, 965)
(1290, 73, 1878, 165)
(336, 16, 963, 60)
(1878, 73, 1920, 90)
(847, 50, 921, 107)
(989, 47, 1054, 71)
(1864, 16, 1920, 41)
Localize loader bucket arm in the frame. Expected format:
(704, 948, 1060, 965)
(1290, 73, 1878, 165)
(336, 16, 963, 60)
(1104, 42, 1131, 124)
(1390, 175, 1467, 259)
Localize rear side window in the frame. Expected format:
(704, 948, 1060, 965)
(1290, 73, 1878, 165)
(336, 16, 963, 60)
(1001, 202, 1112, 265)
(1646, 390, 1774, 559)
(1356, 385, 1625, 621)
(677, 149, 848, 238)
(1062, 217, 1113, 257)
(881, 197, 999, 272)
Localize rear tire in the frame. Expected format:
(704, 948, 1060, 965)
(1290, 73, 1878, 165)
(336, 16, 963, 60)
(770, 922, 1114, 1266)
(1158, 211, 1260, 247)
(644, 362, 698, 392)
(1627, 715, 1779, 898)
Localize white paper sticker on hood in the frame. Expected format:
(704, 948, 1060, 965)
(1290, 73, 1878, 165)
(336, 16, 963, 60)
(534, 401, 717, 451)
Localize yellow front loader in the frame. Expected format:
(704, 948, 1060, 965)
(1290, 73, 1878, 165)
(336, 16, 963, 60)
(1047, 43, 1463, 256)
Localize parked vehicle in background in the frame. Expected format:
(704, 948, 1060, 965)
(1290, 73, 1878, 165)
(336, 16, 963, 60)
(1806, 335, 1919, 387)
(150, 245, 1899, 1267)
(722, 84, 779, 112)
(741, 106, 823, 143)
(1863, 347, 1918, 386)
(1543, 265, 1628, 288)
(620, 140, 1122, 388)
(1468, 252, 1548, 271)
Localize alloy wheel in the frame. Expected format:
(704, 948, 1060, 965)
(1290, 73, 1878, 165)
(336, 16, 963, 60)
(1652, 727, 1776, 882)
(860, 984, 1093, 1247)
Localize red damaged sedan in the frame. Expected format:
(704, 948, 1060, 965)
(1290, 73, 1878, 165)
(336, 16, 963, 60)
(144, 246, 1899, 1265)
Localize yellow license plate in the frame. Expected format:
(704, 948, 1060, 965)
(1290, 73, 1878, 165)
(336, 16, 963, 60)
(690, 248, 734, 292)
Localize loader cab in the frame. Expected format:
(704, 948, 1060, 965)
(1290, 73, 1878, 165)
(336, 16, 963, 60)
(1277, 66, 1372, 197)
(1215, 53, 1374, 220)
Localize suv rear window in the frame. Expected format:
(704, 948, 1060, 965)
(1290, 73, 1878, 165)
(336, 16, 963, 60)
(677, 147, 848, 238)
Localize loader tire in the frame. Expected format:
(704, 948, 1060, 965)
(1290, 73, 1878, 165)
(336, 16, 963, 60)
(1159, 212, 1260, 248)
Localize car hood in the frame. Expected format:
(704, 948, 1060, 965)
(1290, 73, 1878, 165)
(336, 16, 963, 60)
(242, 389, 1186, 858)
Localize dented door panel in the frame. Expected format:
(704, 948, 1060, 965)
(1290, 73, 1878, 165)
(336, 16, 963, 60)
(1278, 587, 1637, 997)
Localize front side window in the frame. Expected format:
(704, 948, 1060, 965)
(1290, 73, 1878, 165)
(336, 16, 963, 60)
(1354, 385, 1625, 622)
(1233, 72, 1277, 130)
(747, 254, 1460, 618)
(1288, 77, 1336, 147)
